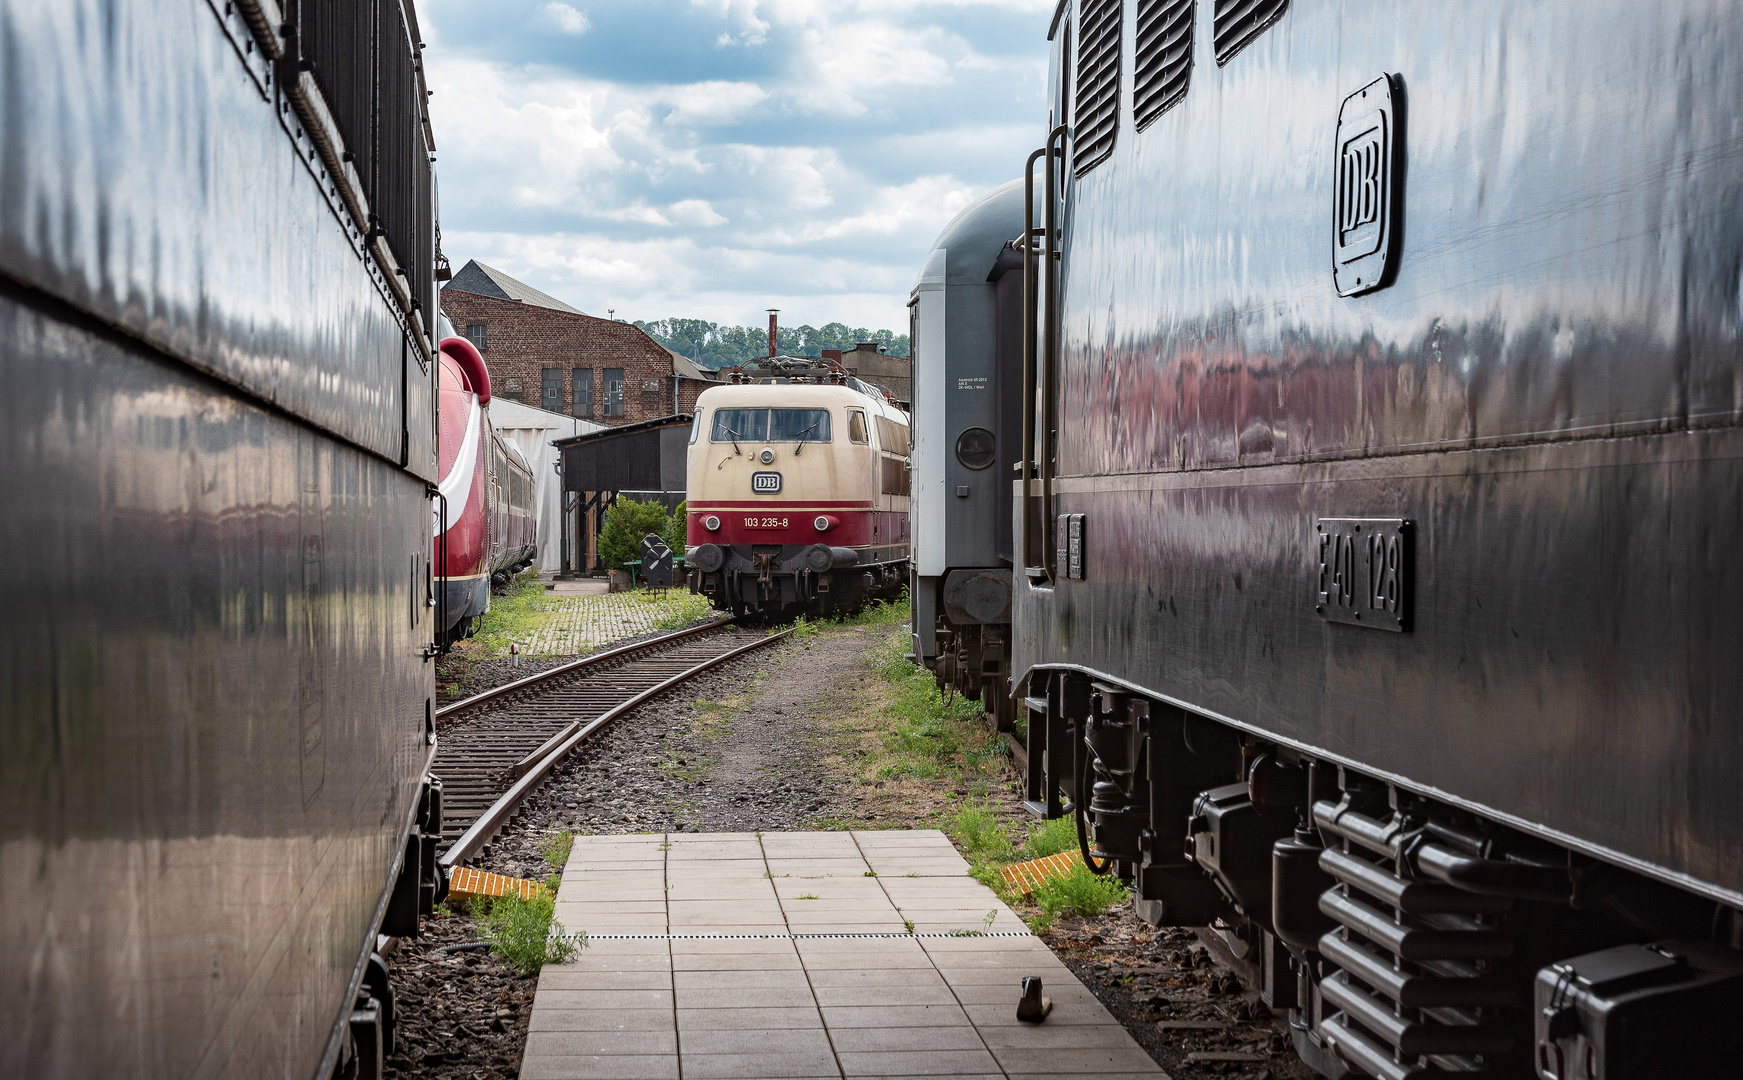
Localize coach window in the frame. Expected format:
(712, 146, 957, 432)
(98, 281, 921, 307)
(572, 368, 592, 416)
(847, 409, 869, 444)
(542, 369, 562, 411)
(689, 412, 703, 444)
(603, 368, 625, 416)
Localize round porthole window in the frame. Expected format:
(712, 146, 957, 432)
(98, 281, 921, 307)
(954, 427, 995, 470)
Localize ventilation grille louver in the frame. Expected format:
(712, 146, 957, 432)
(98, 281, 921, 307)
(1073, 0, 1123, 176)
(1213, 0, 1288, 65)
(1133, 0, 1194, 129)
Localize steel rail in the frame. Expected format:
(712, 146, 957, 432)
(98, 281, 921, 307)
(437, 626, 794, 869)
(435, 615, 736, 719)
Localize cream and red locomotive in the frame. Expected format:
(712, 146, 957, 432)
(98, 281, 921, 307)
(435, 331, 537, 646)
(685, 361, 909, 618)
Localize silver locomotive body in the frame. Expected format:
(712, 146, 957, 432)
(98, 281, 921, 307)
(999, 1, 1743, 1076)
(1, 2, 445, 1076)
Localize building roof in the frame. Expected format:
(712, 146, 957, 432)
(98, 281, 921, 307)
(443, 259, 586, 315)
(664, 347, 719, 382)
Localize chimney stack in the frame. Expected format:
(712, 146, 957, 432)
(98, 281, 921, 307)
(767, 309, 779, 358)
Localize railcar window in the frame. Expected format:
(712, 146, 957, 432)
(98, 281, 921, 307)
(710, 409, 833, 443)
(1213, 0, 1288, 66)
(848, 410, 870, 444)
(603, 368, 625, 416)
(875, 416, 910, 456)
(689, 412, 703, 444)
(572, 368, 592, 416)
(1074, 0, 1123, 176)
(1134, 0, 1194, 128)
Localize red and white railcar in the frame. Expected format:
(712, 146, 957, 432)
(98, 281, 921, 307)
(685, 368, 910, 619)
(435, 335, 536, 645)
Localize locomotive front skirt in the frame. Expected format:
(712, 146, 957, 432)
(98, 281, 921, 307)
(685, 381, 910, 618)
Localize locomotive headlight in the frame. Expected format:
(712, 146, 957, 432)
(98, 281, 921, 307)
(814, 515, 838, 532)
(759, 447, 775, 464)
(702, 515, 721, 531)
(955, 427, 996, 470)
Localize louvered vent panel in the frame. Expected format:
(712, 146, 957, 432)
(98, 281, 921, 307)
(1213, 0, 1287, 65)
(1073, 0, 1123, 176)
(1133, 0, 1193, 129)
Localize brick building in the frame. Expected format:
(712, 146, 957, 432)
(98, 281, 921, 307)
(440, 260, 716, 424)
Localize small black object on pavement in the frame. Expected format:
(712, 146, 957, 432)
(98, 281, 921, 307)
(1017, 976, 1053, 1023)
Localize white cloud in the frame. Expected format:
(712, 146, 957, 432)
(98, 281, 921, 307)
(540, 2, 590, 34)
(423, 0, 1049, 330)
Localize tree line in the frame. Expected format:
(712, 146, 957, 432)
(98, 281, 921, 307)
(635, 318, 909, 369)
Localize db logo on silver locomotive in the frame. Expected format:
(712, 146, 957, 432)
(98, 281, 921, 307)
(751, 471, 783, 494)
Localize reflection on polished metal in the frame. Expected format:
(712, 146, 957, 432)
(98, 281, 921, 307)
(1, 1, 441, 1078)
(1007, 0, 1743, 1075)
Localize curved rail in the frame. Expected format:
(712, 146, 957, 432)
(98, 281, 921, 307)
(437, 625, 794, 869)
(436, 615, 736, 719)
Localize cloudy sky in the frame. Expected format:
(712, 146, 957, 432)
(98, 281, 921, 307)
(421, 0, 1052, 332)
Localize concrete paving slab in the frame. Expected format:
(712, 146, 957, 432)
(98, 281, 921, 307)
(529, 1009, 676, 1033)
(525, 831, 1165, 1079)
(675, 1007, 828, 1031)
(681, 1051, 840, 1078)
(681, 1028, 834, 1052)
(520, 1055, 680, 1080)
(836, 1050, 1002, 1076)
(525, 1031, 680, 1056)
(825, 1026, 987, 1052)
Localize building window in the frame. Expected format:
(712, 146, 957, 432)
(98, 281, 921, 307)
(542, 369, 562, 411)
(603, 368, 625, 416)
(572, 368, 593, 416)
(465, 323, 486, 350)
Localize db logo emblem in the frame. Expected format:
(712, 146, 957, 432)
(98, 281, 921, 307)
(751, 471, 783, 494)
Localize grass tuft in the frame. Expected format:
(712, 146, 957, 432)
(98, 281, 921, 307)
(1031, 861, 1128, 920)
(475, 888, 583, 977)
(1022, 816, 1079, 859)
(944, 801, 1015, 863)
(539, 829, 576, 871)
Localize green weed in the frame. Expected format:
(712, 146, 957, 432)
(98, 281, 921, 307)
(1031, 862, 1128, 920)
(538, 829, 576, 871)
(944, 801, 1015, 863)
(1023, 816, 1079, 859)
(476, 888, 583, 977)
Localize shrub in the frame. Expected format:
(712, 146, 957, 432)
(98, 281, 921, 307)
(599, 497, 675, 570)
(663, 500, 688, 554)
(477, 888, 582, 976)
(1031, 862, 1128, 920)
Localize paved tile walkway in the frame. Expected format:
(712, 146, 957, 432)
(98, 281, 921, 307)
(520, 591, 714, 656)
(522, 831, 1168, 1079)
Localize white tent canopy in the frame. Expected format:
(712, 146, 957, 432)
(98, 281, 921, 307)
(487, 397, 608, 572)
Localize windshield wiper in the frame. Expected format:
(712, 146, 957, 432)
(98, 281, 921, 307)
(722, 425, 742, 455)
(791, 419, 822, 455)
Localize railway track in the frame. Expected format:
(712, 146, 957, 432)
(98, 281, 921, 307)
(431, 618, 791, 870)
